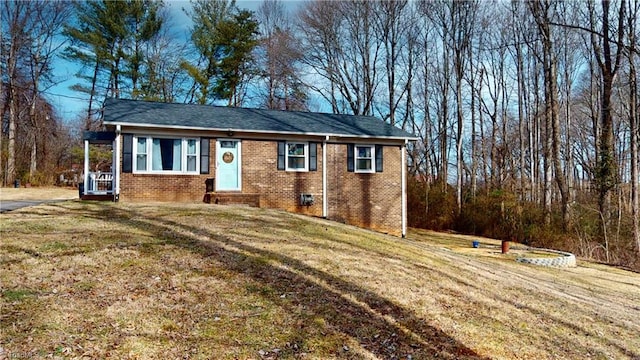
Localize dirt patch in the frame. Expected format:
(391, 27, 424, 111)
(1, 202, 639, 359)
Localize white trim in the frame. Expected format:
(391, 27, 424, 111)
(285, 141, 309, 172)
(322, 136, 328, 218)
(104, 121, 419, 141)
(132, 135, 200, 174)
(83, 140, 89, 196)
(401, 139, 407, 238)
(114, 125, 121, 197)
(354, 144, 375, 173)
(215, 139, 242, 191)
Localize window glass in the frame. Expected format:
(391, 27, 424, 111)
(186, 139, 197, 172)
(287, 143, 307, 170)
(355, 145, 374, 172)
(152, 138, 182, 171)
(221, 141, 236, 148)
(136, 138, 147, 171)
(357, 146, 371, 158)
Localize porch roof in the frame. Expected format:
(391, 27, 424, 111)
(102, 98, 417, 141)
(83, 131, 116, 144)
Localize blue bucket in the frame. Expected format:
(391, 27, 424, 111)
(472, 241, 480, 248)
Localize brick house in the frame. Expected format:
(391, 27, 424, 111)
(82, 98, 416, 237)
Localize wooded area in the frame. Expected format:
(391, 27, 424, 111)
(1, 0, 638, 269)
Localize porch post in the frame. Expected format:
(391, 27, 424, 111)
(114, 125, 121, 199)
(401, 139, 407, 238)
(83, 139, 89, 196)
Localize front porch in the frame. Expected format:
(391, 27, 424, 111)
(81, 131, 118, 201)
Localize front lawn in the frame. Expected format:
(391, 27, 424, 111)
(1, 201, 638, 359)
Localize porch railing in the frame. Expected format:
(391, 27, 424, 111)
(86, 172, 113, 194)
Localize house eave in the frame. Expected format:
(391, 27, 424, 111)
(104, 121, 419, 142)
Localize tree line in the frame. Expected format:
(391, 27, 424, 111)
(1, 0, 638, 268)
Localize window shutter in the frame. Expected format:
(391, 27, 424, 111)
(200, 138, 210, 174)
(122, 134, 133, 173)
(309, 142, 317, 171)
(375, 145, 383, 172)
(277, 141, 285, 170)
(347, 144, 354, 172)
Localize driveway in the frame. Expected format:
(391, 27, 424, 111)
(0, 200, 64, 213)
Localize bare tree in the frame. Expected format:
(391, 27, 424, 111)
(1, 0, 29, 185)
(298, 0, 381, 115)
(373, 0, 413, 126)
(528, 0, 570, 229)
(589, 0, 626, 253)
(256, 0, 307, 111)
(627, 0, 639, 254)
(24, 1, 71, 182)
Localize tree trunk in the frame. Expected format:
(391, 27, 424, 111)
(628, 1, 639, 255)
(591, 0, 625, 243)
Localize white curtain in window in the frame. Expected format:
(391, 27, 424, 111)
(172, 139, 181, 171)
(152, 139, 162, 170)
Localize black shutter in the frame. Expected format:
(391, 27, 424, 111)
(375, 145, 383, 172)
(309, 142, 317, 171)
(347, 144, 354, 172)
(122, 134, 133, 173)
(277, 141, 285, 170)
(200, 138, 210, 174)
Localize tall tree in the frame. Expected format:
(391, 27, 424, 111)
(1, 0, 28, 185)
(256, 0, 307, 110)
(184, 0, 258, 106)
(373, 0, 412, 127)
(25, 1, 71, 182)
(450, 0, 477, 213)
(528, 0, 570, 229)
(298, 0, 381, 115)
(214, 9, 259, 106)
(1, 0, 70, 185)
(63, 0, 164, 125)
(626, 0, 639, 254)
(124, 0, 163, 99)
(588, 0, 626, 252)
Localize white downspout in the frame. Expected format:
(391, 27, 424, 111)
(322, 135, 328, 218)
(83, 139, 89, 196)
(114, 125, 121, 200)
(401, 139, 408, 238)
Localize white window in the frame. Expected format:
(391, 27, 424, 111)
(136, 137, 147, 171)
(186, 139, 198, 172)
(286, 142, 308, 171)
(355, 145, 375, 173)
(133, 136, 199, 174)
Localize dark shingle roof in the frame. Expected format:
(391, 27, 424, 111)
(103, 98, 416, 140)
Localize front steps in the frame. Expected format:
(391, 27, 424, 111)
(203, 193, 260, 207)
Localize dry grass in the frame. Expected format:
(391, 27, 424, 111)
(1, 201, 639, 359)
(0, 187, 78, 201)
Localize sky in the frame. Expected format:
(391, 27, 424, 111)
(45, 0, 278, 124)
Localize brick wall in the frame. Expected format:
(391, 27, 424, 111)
(118, 135, 404, 236)
(120, 173, 211, 202)
(119, 138, 214, 202)
(326, 144, 403, 236)
(242, 140, 323, 217)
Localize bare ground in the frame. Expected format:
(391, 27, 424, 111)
(0, 199, 638, 359)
